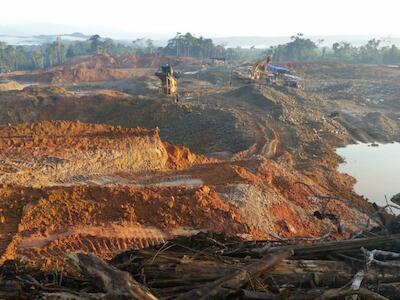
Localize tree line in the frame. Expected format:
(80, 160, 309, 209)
(1, 32, 400, 73)
(0, 35, 133, 72)
(0, 33, 260, 73)
(269, 33, 400, 65)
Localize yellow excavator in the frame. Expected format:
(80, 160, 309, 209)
(250, 56, 271, 80)
(155, 64, 180, 97)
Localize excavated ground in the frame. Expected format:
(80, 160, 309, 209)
(0, 80, 24, 92)
(288, 62, 400, 143)
(0, 57, 399, 269)
(0, 185, 251, 269)
(0, 121, 170, 186)
(0, 121, 372, 268)
(0, 54, 201, 85)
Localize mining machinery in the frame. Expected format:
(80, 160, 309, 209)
(250, 55, 271, 80)
(155, 64, 180, 97)
(267, 64, 302, 89)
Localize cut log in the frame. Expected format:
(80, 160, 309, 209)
(240, 289, 278, 299)
(175, 250, 293, 300)
(270, 259, 352, 285)
(273, 234, 400, 257)
(41, 291, 106, 299)
(316, 287, 389, 300)
(0, 280, 24, 300)
(66, 252, 158, 300)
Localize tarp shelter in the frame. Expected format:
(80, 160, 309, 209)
(268, 64, 291, 74)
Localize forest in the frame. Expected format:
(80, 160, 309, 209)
(1, 32, 399, 72)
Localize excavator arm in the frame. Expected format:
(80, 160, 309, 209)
(250, 56, 271, 80)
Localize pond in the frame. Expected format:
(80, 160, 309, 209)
(336, 142, 400, 208)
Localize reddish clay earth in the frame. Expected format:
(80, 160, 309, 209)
(1, 59, 398, 269)
(0, 54, 200, 84)
(0, 120, 372, 268)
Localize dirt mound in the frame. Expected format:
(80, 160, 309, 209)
(0, 121, 201, 186)
(1, 54, 155, 84)
(287, 61, 400, 80)
(362, 112, 399, 140)
(68, 54, 118, 69)
(164, 142, 216, 170)
(0, 85, 253, 153)
(51, 54, 126, 84)
(51, 66, 128, 84)
(224, 85, 282, 110)
(118, 54, 201, 68)
(118, 54, 163, 68)
(0, 185, 251, 266)
(0, 81, 24, 92)
(22, 85, 69, 96)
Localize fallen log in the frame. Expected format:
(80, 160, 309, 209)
(66, 252, 158, 300)
(315, 287, 389, 300)
(41, 291, 106, 300)
(273, 234, 400, 258)
(370, 282, 400, 299)
(240, 289, 278, 299)
(0, 280, 25, 300)
(175, 250, 293, 300)
(269, 259, 353, 286)
(116, 250, 400, 289)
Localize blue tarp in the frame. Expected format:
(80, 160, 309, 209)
(268, 64, 290, 74)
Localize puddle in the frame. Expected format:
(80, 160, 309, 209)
(337, 142, 400, 208)
(184, 71, 199, 75)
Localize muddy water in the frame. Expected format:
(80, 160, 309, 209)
(337, 142, 400, 208)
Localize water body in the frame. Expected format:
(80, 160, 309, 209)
(336, 142, 400, 207)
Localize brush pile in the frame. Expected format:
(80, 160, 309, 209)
(2, 211, 400, 300)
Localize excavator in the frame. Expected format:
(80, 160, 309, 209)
(155, 64, 180, 98)
(249, 56, 271, 80)
(248, 56, 302, 88)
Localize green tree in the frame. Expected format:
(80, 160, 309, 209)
(382, 45, 400, 64)
(89, 34, 101, 54)
(145, 39, 155, 54)
(359, 39, 381, 63)
(332, 42, 357, 62)
(270, 33, 318, 62)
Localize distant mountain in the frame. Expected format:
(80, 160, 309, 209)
(0, 33, 91, 46)
(0, 24, 87, 36)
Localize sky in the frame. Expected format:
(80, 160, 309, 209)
(1, 0, 400, 38)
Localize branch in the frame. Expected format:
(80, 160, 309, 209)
(65, 252, 158, 300)
(175, 250, 293, 300)
(362, 247, 400, 268)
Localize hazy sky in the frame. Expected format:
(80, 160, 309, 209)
(1, 0, 400, 37)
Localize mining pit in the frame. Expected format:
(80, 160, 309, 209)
(0, 55, 400, 299)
